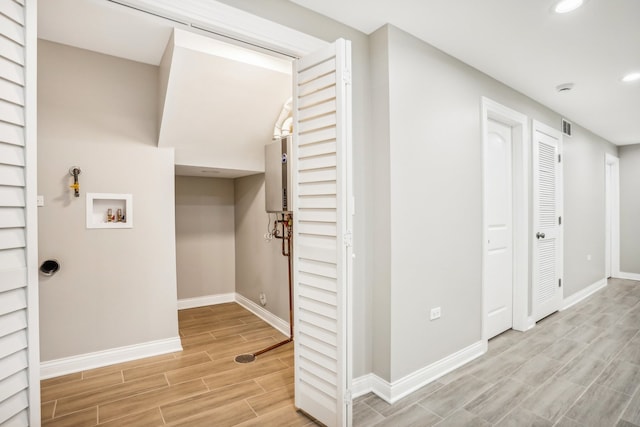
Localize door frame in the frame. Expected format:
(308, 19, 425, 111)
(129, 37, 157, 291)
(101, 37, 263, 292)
(47, 0, 354, 418)
(481, 97, 530, 341)
(605, 153, 620, 278)
(111, 0, 327, 57)
(25, 0, 41, 423)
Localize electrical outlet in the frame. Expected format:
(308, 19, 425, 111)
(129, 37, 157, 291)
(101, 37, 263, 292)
(37, 195, 44, 207)
(430, 307, 441, 320)
(259, 292, 267, 306)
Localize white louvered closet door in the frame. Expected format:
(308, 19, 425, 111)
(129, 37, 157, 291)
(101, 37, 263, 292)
(293, 39, 353, 427)
(532, 121, 563, 322)
(0, 0, 38, 425)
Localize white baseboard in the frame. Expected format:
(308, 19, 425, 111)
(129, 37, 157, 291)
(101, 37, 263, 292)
(351, 340, 486, 404)
(40, 337, 183, 380)
(526, 317, 536, 331)
(616, 272, 640, 281)
(352, 374, 374, 399)
(561, 278, 607, 311)
(41, 293, 288, 380)
(177, 293, 235, 310)
(234, 293, 290, 338)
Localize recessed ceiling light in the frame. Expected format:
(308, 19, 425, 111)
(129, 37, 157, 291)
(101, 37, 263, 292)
(622, 72, 640, 83)
(554, 0, 584, 13)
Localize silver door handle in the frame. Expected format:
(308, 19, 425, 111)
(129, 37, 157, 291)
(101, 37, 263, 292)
(536, 232, 546, 239)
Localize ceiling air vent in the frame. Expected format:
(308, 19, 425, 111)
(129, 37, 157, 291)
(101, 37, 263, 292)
(562, 119, 572, 137)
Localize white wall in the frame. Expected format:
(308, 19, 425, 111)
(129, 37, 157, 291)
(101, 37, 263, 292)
(234, 174, 290, 320)
(175, 176, 235, 299)
(372, 25, 618, 382)
(619, 144, 640, 275)
(37, 41, 179, 361)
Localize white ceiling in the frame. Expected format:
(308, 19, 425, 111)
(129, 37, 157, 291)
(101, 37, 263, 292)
(38, 0, 175, 65)
(290, 0, 640, 145)
(38, 0, 640, 146)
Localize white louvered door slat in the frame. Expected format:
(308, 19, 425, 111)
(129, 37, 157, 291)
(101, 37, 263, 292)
(0, 390, 28, 425)
(293, 39, 353, 427)
(0, 309, 27, 338)
(532, 121, 563, 322)
(0, 0, 37, 424)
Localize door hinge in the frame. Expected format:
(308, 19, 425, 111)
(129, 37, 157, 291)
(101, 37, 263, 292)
(344, 389, 352, 405)
(343, 231, 353, 248)
(558, 154, 562, 163)
(342, 70, 352, 86)
(559, 278, 562, 287)
(559, 216, 562, 225)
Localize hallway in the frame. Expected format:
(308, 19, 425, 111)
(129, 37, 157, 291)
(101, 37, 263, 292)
(354, 278, 640, 426)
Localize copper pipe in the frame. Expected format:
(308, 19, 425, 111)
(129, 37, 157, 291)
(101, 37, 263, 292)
(252, 337, 291, 357)
(252, 214, 293, 358)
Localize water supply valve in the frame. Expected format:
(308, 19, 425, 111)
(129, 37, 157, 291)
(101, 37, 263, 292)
(69, 166, 81, 197)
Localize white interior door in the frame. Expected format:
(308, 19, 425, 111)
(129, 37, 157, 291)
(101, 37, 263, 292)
(0, 0, 39, 424)
(292, 39, 353, 427)
(532, 121, 563, 322)
(484, 119, 514, 339)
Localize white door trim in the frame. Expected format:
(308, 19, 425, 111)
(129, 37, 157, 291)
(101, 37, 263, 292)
(481, 97, 529, 340)
(605, 153, 620, 278)
(25, 0, 41, 423)
(105, 0, 327, 57)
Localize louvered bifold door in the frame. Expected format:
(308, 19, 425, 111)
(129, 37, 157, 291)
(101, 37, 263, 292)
(532, 121, 563, 322)
(0, 0, 35, 425)
(293, 39, 353, 427)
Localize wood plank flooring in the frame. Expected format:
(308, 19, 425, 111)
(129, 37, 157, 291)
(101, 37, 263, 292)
(40, 303, 317, 427)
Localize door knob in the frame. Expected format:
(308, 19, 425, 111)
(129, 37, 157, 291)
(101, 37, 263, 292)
(536, 232, 546, 239)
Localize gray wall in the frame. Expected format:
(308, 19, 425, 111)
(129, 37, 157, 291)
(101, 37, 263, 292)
(620, 144, 640, 274)
(369, 26, 392, 382)
(372, 25, 618, 382)
(38, 41, 179, 361)
(175, 176, 235, 299)
(234, 174, 290, 321)
(563, 127, 618, 295)
(215, 0, 374, 378)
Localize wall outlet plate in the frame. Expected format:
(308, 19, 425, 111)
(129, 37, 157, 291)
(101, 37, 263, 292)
(430, 307, 441, 320)
(259, 292, 267, 306)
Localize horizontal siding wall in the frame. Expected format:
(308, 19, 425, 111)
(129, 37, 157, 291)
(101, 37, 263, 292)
(0, 0, 30, 425)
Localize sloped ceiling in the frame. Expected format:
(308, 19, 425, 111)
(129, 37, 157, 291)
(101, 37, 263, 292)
(159, 30, 292, 178)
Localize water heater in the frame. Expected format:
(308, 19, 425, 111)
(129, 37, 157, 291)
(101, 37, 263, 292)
(265, 136, 292, 213)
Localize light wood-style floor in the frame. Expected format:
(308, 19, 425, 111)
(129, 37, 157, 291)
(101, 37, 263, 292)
(40, 303, 317, 426)
(353, 278, 640, 426)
